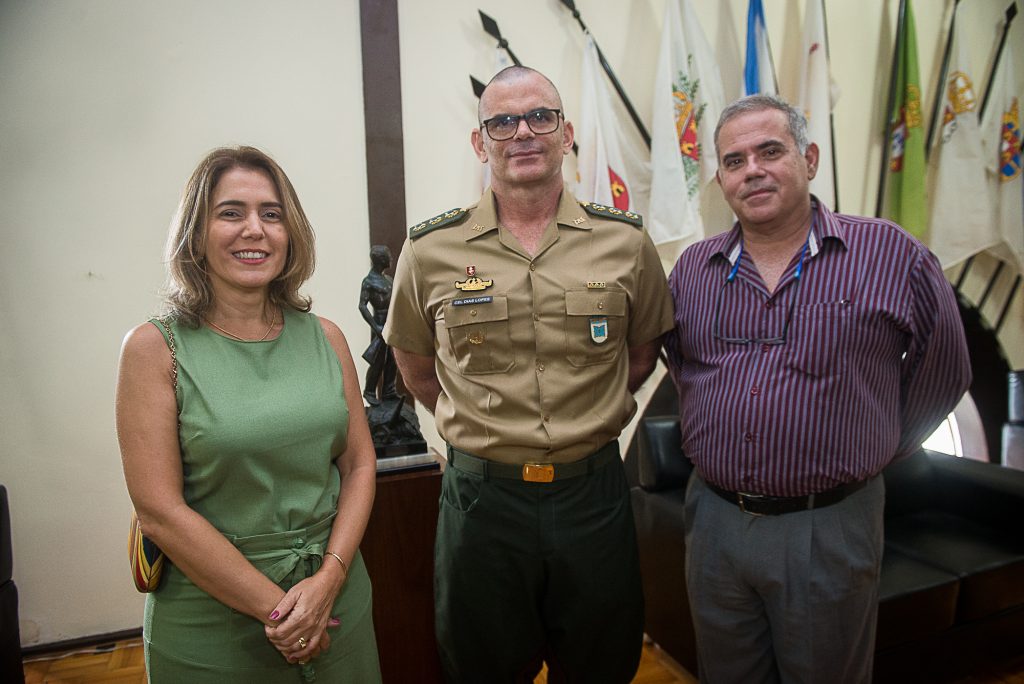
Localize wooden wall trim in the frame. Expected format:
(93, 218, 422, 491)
(359, 0, 407, 264)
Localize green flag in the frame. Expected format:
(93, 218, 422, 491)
(885, 0, 927, 237)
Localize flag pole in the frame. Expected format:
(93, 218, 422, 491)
(558, 0, 652, 149)
(478, 11, 522, 66)
(995, 274, 1021, 332)
(820, 0, 840, 211)
(979, 2, 1018, 120)
(875, 0, 906, 217)
(925, 0, 962, 158)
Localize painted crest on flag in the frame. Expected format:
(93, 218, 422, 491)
(1000, 98, 1021, 182)
(940, 71, 977, 142)
(673, 55, 705, 200)
(589, 316, 609, 344)
(890, 85, 922, 173)
(607, 168, 630, 210)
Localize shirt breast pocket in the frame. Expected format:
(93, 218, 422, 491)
(564, 289, 627, 367)
(785, 301, 851, 378)
(443, 295, 515, 375)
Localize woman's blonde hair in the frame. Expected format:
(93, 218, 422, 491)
(164, 146, 315, 326)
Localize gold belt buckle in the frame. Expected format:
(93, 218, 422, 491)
(522, 463, 555, 483)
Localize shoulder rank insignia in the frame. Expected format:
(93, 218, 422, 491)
(578, 201, 643, 228)
(409, 207, 469, 239)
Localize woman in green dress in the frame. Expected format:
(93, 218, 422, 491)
(116, 146, 381, 682)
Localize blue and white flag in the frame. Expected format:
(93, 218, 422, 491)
(744, 0, 777, 96)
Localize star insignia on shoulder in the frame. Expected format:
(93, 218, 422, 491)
(578, 201, 643, 227)
(409, 207, 469, 239)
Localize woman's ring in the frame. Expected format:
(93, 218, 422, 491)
(297, 637, 308, 649)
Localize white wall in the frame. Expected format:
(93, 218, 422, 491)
(0, 0, 369, 644)
(1, 0, 1021, 646)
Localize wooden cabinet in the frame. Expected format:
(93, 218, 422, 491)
(361, 458, 444, 683)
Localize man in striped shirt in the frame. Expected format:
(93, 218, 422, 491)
(665, 94, 970, 683)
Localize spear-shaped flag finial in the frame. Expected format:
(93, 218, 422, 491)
(478, 10, 521, 65)
(470, 75, 486, 99)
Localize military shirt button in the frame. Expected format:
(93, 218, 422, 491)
(470, 310, 477, 316)
(293, 538, 305, 548)
(543, 415, 551, 423)
(598, 302, 604, 310)
(530, 263, 536, 271)
(537, 363, 545, 372)
(533, 313, 540, 321)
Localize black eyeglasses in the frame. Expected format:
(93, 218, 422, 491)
(480, 108, 563, 141)
(712, 242, 808, 346)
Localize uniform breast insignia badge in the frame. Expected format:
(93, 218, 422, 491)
(586, 281, 606, 289)
(590, 317, 609, 344)
(468, 332, 485, 345)
(455, 265, 493, 292)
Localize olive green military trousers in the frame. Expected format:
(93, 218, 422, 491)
(434, 445, 644, 683)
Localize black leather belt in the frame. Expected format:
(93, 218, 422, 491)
(705, 478, 869, 516)
(446, 442, 619, 482)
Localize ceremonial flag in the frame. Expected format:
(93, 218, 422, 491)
(797, 0, 838, 209)
(927, 3, 997, 267)
(980, 41, 1023, 271)
(744, 0, 776, 96)
(576, 33, 649, 215)
(882, 0, 927, 238)
(648, 0, 725, 245)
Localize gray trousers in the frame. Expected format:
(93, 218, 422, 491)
(684, 473, 885, 684)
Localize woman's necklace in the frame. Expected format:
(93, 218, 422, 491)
(205, 309, 278, 342)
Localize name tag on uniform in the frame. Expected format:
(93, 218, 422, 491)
(452, 296, 493, 307)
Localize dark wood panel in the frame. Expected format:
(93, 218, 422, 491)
(359, 0, 408, 266)
(362, 465, 443, 683)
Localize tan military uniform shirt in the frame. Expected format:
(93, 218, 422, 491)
(384, 185, 674, 464)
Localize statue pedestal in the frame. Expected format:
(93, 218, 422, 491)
(375, 449, 438, 474)
(366, 396, 427, 459)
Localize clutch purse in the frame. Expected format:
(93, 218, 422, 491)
(129, 509, 166, 592)
(127, 317, 178, 593)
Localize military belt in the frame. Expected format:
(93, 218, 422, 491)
(446, 441, 619, 483)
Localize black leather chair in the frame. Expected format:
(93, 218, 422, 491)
(630, 416, 1024, 682)
(0, 485, 25, 683)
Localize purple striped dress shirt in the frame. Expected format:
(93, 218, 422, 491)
(665, 200, 971, 496)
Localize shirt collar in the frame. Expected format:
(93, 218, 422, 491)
(462, 183, 589, 241)
(710, 194, 844, 267)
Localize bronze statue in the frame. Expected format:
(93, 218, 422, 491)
(359, 245, 399, 405)
(359, 245, 426, 457)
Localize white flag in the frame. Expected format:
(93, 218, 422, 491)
(648, 0, 725, 245)
(927, 5, 996, 267)
(576, 34, 650, 216)
(796, 0, 838, 209)
(744, 0, 777, 96)
(980, 41, 1023, 272)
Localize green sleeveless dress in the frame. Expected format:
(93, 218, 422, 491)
(145, 309, 381, 683)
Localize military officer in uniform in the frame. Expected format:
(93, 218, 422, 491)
(384, 65, 674, 683)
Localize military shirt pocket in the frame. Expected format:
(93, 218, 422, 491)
(785, 300, 851, 378)
(443, 295, 515, 375)
(564, 289, 627, 367)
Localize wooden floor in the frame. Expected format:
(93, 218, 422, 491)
(21, 638, 694, 684)
(21, 638, 1024, 683)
